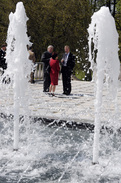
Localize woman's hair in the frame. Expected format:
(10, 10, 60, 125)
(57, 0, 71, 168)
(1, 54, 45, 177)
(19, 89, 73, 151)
(1, 44, 7, 48)
(52, 52, 58, 60)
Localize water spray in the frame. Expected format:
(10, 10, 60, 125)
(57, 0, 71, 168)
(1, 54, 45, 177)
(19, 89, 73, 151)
(5, 2, 32, 150)
(88, 7, 120, 164)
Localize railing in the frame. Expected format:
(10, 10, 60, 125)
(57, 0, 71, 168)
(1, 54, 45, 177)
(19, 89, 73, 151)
(34, 62, 44, 80)
(34, 62, 121, 81)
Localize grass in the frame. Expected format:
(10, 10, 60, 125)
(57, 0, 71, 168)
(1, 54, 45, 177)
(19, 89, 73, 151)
(75, 70, 85, 80)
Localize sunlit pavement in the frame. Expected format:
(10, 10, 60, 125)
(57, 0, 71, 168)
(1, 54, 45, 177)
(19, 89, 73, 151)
(1, 79, 121, 125)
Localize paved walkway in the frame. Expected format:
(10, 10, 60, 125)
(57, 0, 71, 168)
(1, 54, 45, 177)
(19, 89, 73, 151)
(1, 79, 121, 125)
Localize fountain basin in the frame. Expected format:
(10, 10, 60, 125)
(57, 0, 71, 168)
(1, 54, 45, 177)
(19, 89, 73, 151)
(0, 115, 121, 183)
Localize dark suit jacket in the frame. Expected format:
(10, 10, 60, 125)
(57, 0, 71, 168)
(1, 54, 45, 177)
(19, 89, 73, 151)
(41, 51, 52, 71)
(61, 52, 75, 74)
(0, 49, 7, 70)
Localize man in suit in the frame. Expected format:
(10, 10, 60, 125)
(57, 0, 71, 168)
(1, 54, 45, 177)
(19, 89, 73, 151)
(61, 45, 75, 95)
(0, 44, 7, 72)
(41, 45, 53, 92)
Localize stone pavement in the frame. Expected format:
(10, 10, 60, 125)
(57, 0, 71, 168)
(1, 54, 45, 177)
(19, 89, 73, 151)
(1, 79, 121, 125)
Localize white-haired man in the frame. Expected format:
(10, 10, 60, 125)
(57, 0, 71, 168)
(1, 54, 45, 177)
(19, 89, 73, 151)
(41, 45, 53, 92)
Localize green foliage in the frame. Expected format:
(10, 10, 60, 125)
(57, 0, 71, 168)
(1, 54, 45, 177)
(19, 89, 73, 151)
(75, 69, 85, 80)
(90, 0, 121, 60)
(0, 0, 14, 46)
(0, 0, 91, 59)
(0, 0, 120, 81)
(116, 0, 121, 60)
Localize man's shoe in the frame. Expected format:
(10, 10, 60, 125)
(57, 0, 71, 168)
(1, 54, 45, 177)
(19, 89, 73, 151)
(65, 93, 70, 95)
(51, 93, 55, 96)
(31, 80, 35, 84)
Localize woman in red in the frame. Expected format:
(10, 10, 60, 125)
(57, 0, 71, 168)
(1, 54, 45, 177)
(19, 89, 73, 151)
(49, 53, 60, 96)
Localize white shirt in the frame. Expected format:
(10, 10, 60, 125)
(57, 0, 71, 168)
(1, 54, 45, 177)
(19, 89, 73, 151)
(63, 52, 70, 66)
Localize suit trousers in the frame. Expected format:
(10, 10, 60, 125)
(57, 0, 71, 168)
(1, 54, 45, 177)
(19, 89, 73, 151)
(62, 67, 71, 95)
(30, 72, 34, 83)
(43, 72, 51, 92)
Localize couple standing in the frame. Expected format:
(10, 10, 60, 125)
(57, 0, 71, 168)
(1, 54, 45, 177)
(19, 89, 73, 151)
(41, 45, 75, 95)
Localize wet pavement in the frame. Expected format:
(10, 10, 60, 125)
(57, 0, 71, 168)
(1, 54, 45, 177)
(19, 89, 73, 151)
(1, 79, 121, 125)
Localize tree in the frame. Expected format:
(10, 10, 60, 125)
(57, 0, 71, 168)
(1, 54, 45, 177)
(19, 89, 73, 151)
(0, 0, 14, 46)
(90, 0, 121, 61)
(116, 0, 121, 60)
(0, 0, 120, 80)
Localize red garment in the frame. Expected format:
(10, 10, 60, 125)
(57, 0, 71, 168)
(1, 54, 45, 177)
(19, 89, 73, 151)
(50, 58, 60, 85)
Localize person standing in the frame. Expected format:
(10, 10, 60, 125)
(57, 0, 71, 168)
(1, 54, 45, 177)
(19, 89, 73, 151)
(41, 45, 53, 92)
(49, 53, 60, 96)
(61, 45, 75, 95)
(0, 44, 7, 73)
(0, 44, 11, 84)
(28, 46, 36, 83)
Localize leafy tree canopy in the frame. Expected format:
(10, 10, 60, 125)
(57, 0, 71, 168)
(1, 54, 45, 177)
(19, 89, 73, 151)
(0, 0, 120, 80)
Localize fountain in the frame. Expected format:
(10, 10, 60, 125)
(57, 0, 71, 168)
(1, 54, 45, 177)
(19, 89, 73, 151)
(88, 6, 120, 164)
(0, 3, 121, 183)
(4, 2, 31, 150)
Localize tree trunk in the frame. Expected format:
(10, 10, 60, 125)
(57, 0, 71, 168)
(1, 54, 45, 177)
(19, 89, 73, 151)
(94, 0, 97, 12)
(112, 0, 116, 17)
(106, 0, 111, 12)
